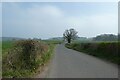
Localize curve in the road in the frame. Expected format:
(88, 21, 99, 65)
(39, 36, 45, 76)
(47, 44, 118, 78)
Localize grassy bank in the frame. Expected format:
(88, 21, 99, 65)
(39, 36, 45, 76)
(0, 41, 2, 78)
(2, 40, 57, 78)
(65, 42, 120, 64)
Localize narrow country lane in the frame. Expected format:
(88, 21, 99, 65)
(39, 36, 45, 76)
(47, 44, 118, 78)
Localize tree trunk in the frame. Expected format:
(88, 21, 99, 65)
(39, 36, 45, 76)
(68, 38, 71, 43)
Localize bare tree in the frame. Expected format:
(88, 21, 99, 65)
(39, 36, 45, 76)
(63, 28, 78, 43)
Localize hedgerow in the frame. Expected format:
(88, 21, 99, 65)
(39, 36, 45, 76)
(2, 40, 54, 78)
(65, 42, 120, 64)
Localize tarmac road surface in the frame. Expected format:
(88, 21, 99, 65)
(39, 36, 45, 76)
(47, 44, 118, 78)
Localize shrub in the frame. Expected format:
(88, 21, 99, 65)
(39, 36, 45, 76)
(13, 40, 48, 69)
(2, 40, 49, 77)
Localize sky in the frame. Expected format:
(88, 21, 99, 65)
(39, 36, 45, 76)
(0, 3, 2, 38)
(1, 0, 119, 2)
(2, 2, 118, 39)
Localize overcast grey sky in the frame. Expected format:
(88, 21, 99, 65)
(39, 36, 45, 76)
(2, 2, 118, 39)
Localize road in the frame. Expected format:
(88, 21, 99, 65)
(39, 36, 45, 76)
(47, 44, 118, 78)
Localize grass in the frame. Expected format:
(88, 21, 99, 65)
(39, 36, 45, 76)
(0, 41, 2, 78)
(0, 41, 1, 52)
(2, 41, 14, 78)
(2, 40, 58, 78)
(65, 41, 120, 64)
(2, 41, 14, 50)
(42, 40, 63, 44)
(2, 41, 14, 57)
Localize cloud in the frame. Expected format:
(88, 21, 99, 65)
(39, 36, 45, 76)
(0, 3, 2, 37)
(66, 14, 118, 37)
(3, 3, 68, 38)
(1, 0, 119, 2)
(3, 3, 117, 39)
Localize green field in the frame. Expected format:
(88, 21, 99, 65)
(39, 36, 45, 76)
(2, 41, 14, 57)
(0, 41, 1, 56)
(0, 41, 2, 78)
(42, 40, 63, 44)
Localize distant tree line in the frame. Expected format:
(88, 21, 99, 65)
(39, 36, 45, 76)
(93, 34, 118, 41)
(118, 33, 120, 41)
